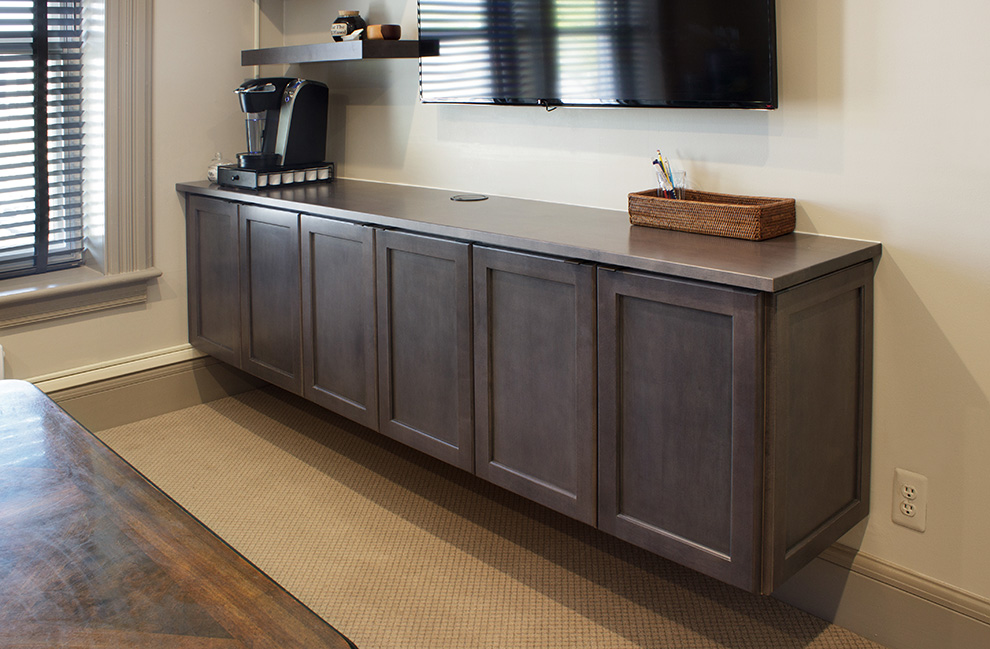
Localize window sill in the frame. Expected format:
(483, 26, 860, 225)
(0, 266, 162, 329)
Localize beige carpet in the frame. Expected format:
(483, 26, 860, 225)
(97, 387, 886, 649)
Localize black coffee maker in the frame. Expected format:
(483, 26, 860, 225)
(217, 77, 331, 189)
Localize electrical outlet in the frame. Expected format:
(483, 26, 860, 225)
(892, 468, 928, 532)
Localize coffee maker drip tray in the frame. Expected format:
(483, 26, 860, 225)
(216, 162, 335, 190)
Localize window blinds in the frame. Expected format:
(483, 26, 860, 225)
(0, 0, 85, 280)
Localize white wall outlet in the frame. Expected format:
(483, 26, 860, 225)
(892, 468, 928, 532)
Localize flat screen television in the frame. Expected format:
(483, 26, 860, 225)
(418, 0, 778, 109)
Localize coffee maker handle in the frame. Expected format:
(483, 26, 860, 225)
(235, 83, 277, 95)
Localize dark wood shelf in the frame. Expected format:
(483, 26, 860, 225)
(241, 39, 439, 66)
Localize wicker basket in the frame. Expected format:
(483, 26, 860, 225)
(628, 188, 795, 241)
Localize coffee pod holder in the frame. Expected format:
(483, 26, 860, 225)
(217, 162, 335, 190)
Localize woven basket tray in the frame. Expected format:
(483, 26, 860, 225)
(628, 188, 796, 241)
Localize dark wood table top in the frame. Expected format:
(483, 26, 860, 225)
(177, 179, 881, 292)
(0, 380, 356, 649)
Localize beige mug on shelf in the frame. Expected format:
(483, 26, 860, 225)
(366, 24, 401, 40)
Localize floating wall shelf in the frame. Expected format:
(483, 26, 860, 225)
(241, 40, 439, 66)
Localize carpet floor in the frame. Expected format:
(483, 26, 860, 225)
(97, 387, 886, 649)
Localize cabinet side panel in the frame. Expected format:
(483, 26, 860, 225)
(617, 295, 734, 555)
(783, 290, 861, 548)
(767, 261, 874, 591)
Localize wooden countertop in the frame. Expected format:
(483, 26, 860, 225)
(177, 179, 881, 292)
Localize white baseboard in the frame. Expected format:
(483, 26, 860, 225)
(821, 545, 990, 626)
(775, 545, 990, 649)
(29, 344, 208, 392)
(38, 345, 262, 431)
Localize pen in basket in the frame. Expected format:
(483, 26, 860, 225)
(653, 149, 677, 199)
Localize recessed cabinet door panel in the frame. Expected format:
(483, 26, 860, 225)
(186, 195, 240, 366)
(239, 204, 302, 394)
(301, 216, 378, 430)
(597, 267, 763, 592)
(377, 230, 473, 470)
(474, 246, 596, 524)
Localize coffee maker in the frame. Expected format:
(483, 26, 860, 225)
(217, 77, 332, 189)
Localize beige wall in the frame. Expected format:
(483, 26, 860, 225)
(274, 0, 990, 602)
(1, 0, 986, 619)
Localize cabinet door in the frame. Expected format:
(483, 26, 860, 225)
(597, 267, 763, 592)
(376, 230, 473, 470)
(473, 246, 597, 524)
(239, 204, 302, 394)
(301, 215, 378, 430)
(185, 195, 240, 366)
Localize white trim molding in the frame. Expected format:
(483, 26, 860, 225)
(0, 0, 156, 330)
(0, 266, 162, 329)
(34, 344, 262, 432)
(819, 544, 990, 626)
(775, 543, 990, 649)
(105, 0, 154, 275)
(30, 343, 206, 393)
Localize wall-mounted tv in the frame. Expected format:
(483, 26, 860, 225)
(418, 0, 778, 109)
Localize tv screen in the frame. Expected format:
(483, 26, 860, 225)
(418, 0, 778, 109)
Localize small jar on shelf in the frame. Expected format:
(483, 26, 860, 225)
(331, 10, 366, 41)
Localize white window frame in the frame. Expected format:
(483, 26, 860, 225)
(0, 0, 159, 329)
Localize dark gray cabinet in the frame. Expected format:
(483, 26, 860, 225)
(473, 246, 597, 524)
(186, 195, 240, 367)
(180, 181, 879, 596)
(376, 230, 474, 471)
(301, 215, 378, 430)
(185, 196, 302, 394)
(239, 204, 302, 394)
(598, 262, 874, 594)
(597, 267, 763, 591)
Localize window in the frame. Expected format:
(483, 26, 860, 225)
(0, 0, 158, 329)
(0, 0, 86, 280)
